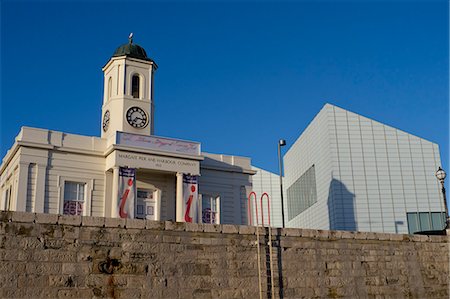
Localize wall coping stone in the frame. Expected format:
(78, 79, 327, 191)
(222, 224, 239, 234)
(145, 220, 165, 230)
(0, 211, 13, 222)
(165, 221, 186, 231)
(104, 217, 125, 228)
(35, 213, 58, 224)
(125, 218, 146, 229)
(283, 228, 302, 237)
(12, 211, 36, 223)
(203, 223, 221, 233)
(81, 216, 105, 227)
(185, 222, 202, 232)
(0, 211, 448, 243)
(58, 215, 81, 226)
(239, 225, 256, 235)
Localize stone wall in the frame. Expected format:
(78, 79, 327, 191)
(0, 211, 448, 298)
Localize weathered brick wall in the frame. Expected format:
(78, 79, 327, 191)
(0, 211, 448, 299)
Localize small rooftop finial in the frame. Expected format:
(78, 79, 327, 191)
(128, 32, 134, 44)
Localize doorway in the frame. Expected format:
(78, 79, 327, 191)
(136, 188, 161, 220)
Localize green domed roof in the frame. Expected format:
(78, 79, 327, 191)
(112, 34, 153, 61)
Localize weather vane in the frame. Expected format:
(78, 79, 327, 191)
(128, 32, 133, 44)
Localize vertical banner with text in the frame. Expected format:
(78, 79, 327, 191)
(183, 174, 198, 223)
(118, 167, 136, 219)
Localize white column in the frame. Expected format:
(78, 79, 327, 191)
(176, 172, 184, 222)
(15, 162, 29, 212)
(34, 164, 47, 213)
(154, 189, 161, 221)
(111, 167, 120, 218)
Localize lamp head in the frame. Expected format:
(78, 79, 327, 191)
(279, 139, 286, 147)
(436, 167, 446, 181)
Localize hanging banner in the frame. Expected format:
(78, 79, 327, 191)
(183, 174, 198, 223)
(118, 167, 136, 219)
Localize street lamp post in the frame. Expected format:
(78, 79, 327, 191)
(278, 139, 286, 228)
(435, 167, 449, 229)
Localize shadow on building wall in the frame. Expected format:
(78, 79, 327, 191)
(327, 179, 357, 231)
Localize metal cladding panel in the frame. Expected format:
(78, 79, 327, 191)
(284, 104, 333, 230)
(251, 166, 283, 228)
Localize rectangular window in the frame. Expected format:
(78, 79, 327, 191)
(63, 181, 85, 216)
(407, 213, 419, 234)
(407, 211, 446, 233)
(3, 187, 12, 211)
(419, 212, 431, 231)
(431, 212, 446, 230)
(287, 165, 317, 220)
(201, 195, 220, 224)
(132, 75, 140, 98)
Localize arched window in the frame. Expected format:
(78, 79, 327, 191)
(132, 75, 140, 98)
(107, 77, 112, 100)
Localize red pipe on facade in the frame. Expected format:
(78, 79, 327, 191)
(247, 191, 258, 226)
(260, 192, 271, 227)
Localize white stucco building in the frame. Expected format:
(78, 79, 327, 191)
(253, 104, 446, 234)
(0, 37, 255, 225)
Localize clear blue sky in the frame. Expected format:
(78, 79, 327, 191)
(1, 1, 448, 182)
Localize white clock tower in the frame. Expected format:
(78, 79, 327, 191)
(101, 34, 157, 139)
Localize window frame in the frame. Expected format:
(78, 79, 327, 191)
(199, 194, 221, 224)
(131, 74, 140, 99)
(406, 211, 446, 233)
(107, 77, 113, 100)
(1, 186, 12, 211)
(58, 176, 93, 216)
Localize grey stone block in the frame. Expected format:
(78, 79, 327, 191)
(58, 215, 81, 226)
(376, 233, 391, 241)
(145, 220, 165, 230)
(329, 230, 343, 239)
(428, 235, 448, 243)
(104, 217, 125, 228)
(365, 232, 377, 240)
(238, 225, 256, 235)
(0, 211, 13, 222)
(35, 213, 58, 224)
(222, 224, 239, 234)
(203, 223, 221, 233)
(411, 234, 429, 242)
(283, 228, 302, 237)
(340, 231, 356, 239)
(11, 212, 35, 223)
(165, 221, 185, 231)
(389, 233, 405, 241)
(302, 229, 322, 238)
(316, 229, 330, 240)
(81, 216, 105, 227)
(125, 218, 145, 229)
(185, 222, 202, 232)
(354, 232, 368, 240)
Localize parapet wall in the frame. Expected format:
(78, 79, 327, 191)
(0, 211, 448, 298)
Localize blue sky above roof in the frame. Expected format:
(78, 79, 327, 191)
(1, 1, 448, 182)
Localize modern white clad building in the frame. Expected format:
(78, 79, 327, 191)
(251, 166, 283, 227)
(253, 104, 446, 234)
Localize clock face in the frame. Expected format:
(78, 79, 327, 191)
(102, 110, 110, 132)
(126, 106, 148, 129)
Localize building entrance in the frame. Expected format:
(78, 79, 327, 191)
(136, 188, 160, 220)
